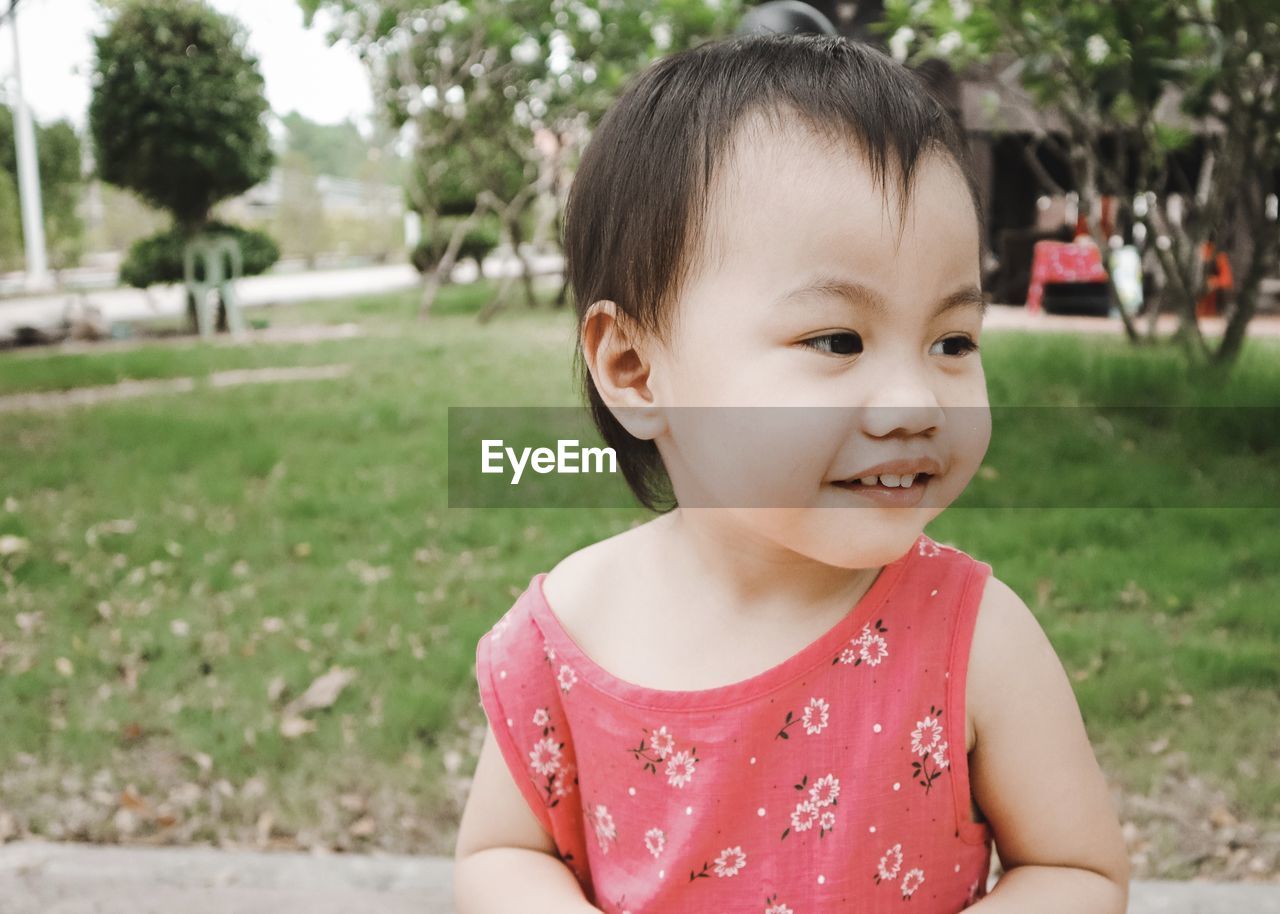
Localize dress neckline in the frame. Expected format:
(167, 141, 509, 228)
(526, 536, 921, 711)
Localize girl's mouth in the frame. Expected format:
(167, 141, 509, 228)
(830, 473, 933, 506)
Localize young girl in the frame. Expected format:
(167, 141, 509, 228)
(453, 33, 1130, 914)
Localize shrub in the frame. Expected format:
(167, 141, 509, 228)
(120, 221, 280, 288)
(411, 218, 501, 276)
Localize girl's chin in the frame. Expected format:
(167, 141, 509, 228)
(790, 519, 931, 569)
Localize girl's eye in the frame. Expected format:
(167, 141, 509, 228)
(798, 332, 863, 356)
(930, 335, 979, 357)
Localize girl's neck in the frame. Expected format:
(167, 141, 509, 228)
(643, 508, 884, 625)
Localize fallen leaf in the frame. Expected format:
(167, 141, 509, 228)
(280, 715, 316, 740)
(0, 534, 28, 557)
(1209, 805, 1237, 828)
(267, 675, 287, 703)
(119, 785, 148, 813)
(85, 518, 136, 547)
(338, 793, 365, 813)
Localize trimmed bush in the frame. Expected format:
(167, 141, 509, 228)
(120, 221, 280, 288)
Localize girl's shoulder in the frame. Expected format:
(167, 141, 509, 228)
(540, 516, 662, 652)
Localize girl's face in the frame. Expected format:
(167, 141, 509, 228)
(640, 118, 991, 568)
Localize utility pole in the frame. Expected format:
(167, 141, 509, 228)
(6, 0, 51, 290)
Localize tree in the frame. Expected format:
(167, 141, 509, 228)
(280, 112, 369, 180)
(882, 0, 1280, 375)
(88, 0, 275, 231)
(298, 0, 741, 318)
(0, 169, 22, 271)
(0, 107, 86, 271)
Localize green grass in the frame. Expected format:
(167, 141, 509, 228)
(0, 285, 1277, 856)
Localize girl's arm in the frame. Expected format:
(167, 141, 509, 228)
(454, 724, 603, 914)
(962, 576, 1131, 913)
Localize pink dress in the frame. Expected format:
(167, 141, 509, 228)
(474, 532, 995, 913)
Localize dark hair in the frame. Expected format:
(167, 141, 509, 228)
(564, 33, 985, 513)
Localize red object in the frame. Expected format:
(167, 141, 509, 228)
(1100, 196, 1115, 238)
(475, 533, 996, 910)
(1026, 240, 1110, 314)
(1196, 242, 1233, 318)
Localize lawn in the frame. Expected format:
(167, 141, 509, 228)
(0, 283, 1276, 880)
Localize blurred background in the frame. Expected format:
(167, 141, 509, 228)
(0, 0, 1276, 896)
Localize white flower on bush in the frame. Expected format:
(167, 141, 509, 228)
(890, 26, 915, 62)
(938, 30, 963, 55)
(1086, 34, 1109, 64)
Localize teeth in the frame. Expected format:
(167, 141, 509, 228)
(847, 473, 928, 487)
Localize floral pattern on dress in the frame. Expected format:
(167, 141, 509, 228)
(539, 638, 576, 693)
(592, 803, 617, 854)
(901, 867, 926, 899)
(874, 843, 927, 899)
(644, 826, 665, 858)
(525, 709, 577, 806)
(917, 537, 943, 557)
(775, 696, 830, 739)
(629, 725, 701, 789)
(875, 843, 903, 883)
(690, 845, 746, 880)
(556, 663, 578, 692)
(479, 548, 994, 909)
(780, 772, 839, 840)
(910, 704, 949, 795)
(834, 620, 890, 667)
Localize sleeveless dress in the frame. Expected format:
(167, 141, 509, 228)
(473, 532, 995, 913)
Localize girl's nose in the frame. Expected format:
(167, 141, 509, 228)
(857, 371, 944, 439)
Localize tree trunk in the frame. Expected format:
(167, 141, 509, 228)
(419, 205, 488, 319)
(509, 216, 538, 308)
(551, 204, 569, 309)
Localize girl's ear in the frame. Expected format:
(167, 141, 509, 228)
(581, 300, 667, 441)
